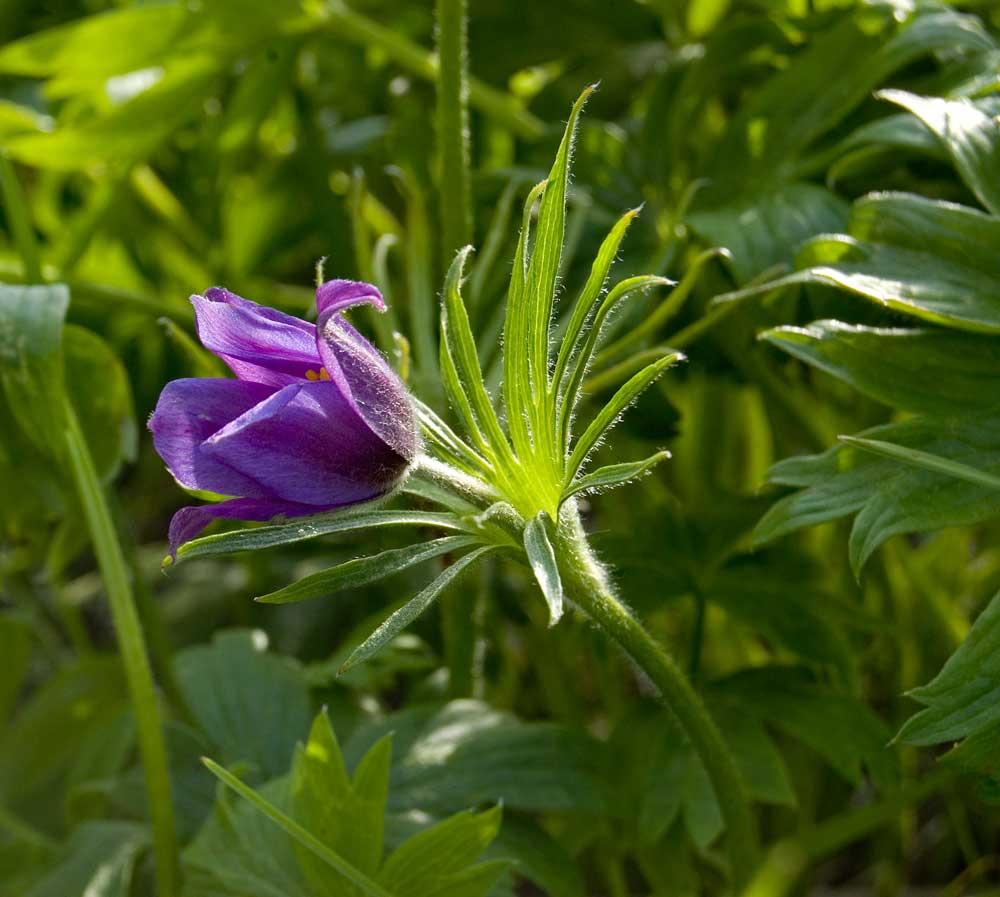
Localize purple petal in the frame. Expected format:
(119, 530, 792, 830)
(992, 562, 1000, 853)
(149, 378, 276, 496)
(316, 313, 417, 462)
(192, 288, 321, 388)
(167, 496, 325, 558)
(316, 279, 385, 319)
(202, 381, 410, 506)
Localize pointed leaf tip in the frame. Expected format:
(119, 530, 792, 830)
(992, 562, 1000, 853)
(524, 513, 564, 627)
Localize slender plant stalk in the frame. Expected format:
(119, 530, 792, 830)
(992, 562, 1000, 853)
(320, 1, 543, 140)
(435, 0, 473, 264)
(63, 402, 178, 897)
(555, 506, 760, 887)
(0, 153, 42, 283)
(434, 0, 478, 680)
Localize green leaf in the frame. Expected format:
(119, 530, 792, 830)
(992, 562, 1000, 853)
(291, 713, 390, 896)
(0, 283, 69, 451)
(879, 90, 1000, 215)
(341, 547, 498, 673)
(345, 700, 609, 816)
(754, 417, 1000, 575)
(561, 451, 670, 506)
(24, 821, 148, 897)
(378, 806, 503, 897)
(5, 60, 219, 171)
(524, 85, 594, 407)
(439, 246, 514, 470)
(174, 509, 472, 563)
(897, 590, 1000, 795)
(63, 325, 136, 482)
(689, 184, 848, 283)
(175, 630, 312, 780)
(840, 435, 1000, 492)
(551, 206, 641, 404)
(202, 759, 393, 897)
(255, 535, 482, 605)
(0, 615, 32, 725)
(714, 667, 897, 788)
(565, 352, 683, 484)
(523, 513, 563, 626)
(502, 179, 548, 460)
(849, 191, 1000, 278)
(706, 562, 856, 684)
(0, 659, 128, 824)
(722, 236, 1000, 334)
(558, 274, 672, 443)
(183, 775, 312, 897)
(763, 320, 1000, 417)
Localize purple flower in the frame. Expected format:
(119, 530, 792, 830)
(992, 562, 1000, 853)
(149, 280, 417, 556)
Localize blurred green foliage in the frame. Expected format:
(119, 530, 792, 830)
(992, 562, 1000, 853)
(3, 0, 1000, 894)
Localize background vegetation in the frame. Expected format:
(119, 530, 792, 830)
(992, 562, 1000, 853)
(2, 0, 1000, 894)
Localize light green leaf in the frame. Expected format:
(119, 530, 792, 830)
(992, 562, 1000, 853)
(255, 536, 481, 605)
(524, 86, 594, 407)
(202, 759, 393, 897)
(378, 806, 503, 897)
(558, 275, 672, 443)
(561, 451, 670, 506)
(341, 547, 498, 673)
(565, 352, 683, 484)
(879, 89, 1000, 215)
(291, 713, 389, 896)
(5, 59, 219, 171)
(502, 179, 548, 460)
(551, 206, 641, 404)
(439, 247, 514, 472)
(523, 513, 563, 626)
(174, 509, 471, 563)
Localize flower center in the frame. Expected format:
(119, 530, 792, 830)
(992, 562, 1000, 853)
(304, 368, 331, 381)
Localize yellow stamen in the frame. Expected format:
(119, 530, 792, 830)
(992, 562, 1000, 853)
(305, 369, 320, 381)
(320, 368, 330, 381)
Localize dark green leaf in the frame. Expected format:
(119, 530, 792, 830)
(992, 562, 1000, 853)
(255, 535, 481, 605)
(175, 630, 311, 780)
(341, 547, 497, 673)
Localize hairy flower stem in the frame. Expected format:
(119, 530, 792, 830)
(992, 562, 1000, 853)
(555, 505, 759, 887)
(435, 0, 472, 264)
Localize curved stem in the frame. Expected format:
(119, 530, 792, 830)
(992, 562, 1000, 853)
(555, 506, 759, 887)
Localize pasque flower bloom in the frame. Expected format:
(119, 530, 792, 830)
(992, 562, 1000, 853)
(150, 280, 417, 556)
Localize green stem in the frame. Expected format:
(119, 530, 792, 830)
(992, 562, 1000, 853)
(0, 153, 42, 283)
(320, 1, 543, 140)
(435, 0, 473, 265)
(555, 506, 759, 887)
(63, 402, 178, 897)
